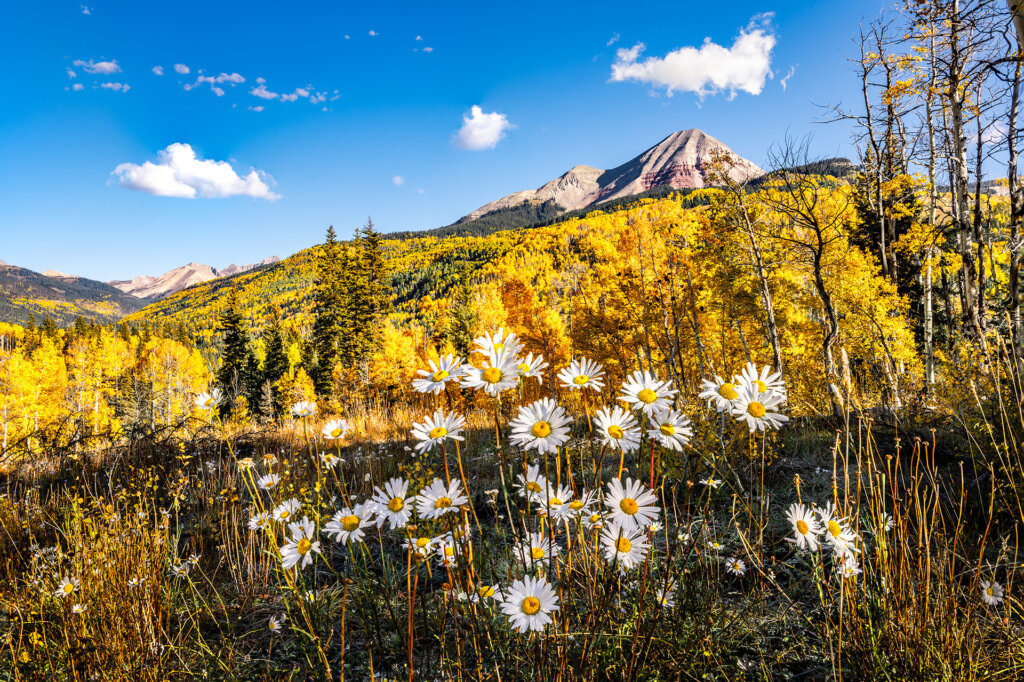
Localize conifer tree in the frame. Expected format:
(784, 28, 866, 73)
(262, 306, 289, 414)
(216, 287, 256, 408)
(311, 226, 348, 395)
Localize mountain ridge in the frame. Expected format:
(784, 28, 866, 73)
(109, 256, 281, 301)
(460, 129, 762, 222)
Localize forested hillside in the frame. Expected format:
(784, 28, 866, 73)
(0, 264, 143, 325)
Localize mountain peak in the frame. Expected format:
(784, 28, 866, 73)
(461, 129, 761, 222)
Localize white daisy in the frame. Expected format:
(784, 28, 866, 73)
(655, 582, 676, 607)
(195, 388, 223, 410)
(72, 603, 87, 614)
(256, 473, 280, 491)
(736, 362, 786, 398)
(54, 576, 79, 599)
(237, 457, 256, 471)
(618, 370, 678, 416)
(369, 477, 412, 529)
(557, 357, 605, 392)
(535, 483, 576, 522)
(322, 419, 350, 440)
(786, 503, 823, 552)
(268, 615, 285, 633)
(404, 536, 437, 560)
(516, 352, 548, 383)
(517, 531, 559, 569)
(515, 464, 550, 501)
(600, 525, 650, 572)
(699, 476, 722, 489)
(647, 409, 692, 451)
(291, 401, 317, 418)
(320, 452, 342, 469)
(415, 478, 468, 520)
(981, 580, 1005, 606)
(877, 511, 894, 532)
(248, 511, 271, 531)
(460, 350, 520, 396)
(817, 503, 860, 559)
(412, 354, 464, 394)
(499, 576, 560, 633)
(435, 537, 461, 567)
(584, 511, 606, 531)
(725, 557, 747, 576)
(272, 498, 302, 523)
(594, 406, 641, 453)
(473, 328, 524, 362)
(410, 410, 466, 454)
(564, 489, 596, 518)
(698, 375, 740, 412)
(838, 555, 862, 579)
(731, 385, 788, 433)
(324, 504, 374, 545)
(604, 477, 660, 533)
(509, 398, 572, 454)
(280, 517, 321, 570)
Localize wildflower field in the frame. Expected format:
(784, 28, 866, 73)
(3, 324, 1024, 681)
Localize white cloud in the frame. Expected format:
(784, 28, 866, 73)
(174, 63, 190, 75)
(100, 82, 130, 92)
(453, 105, 514, 150)
(415, 35, 423, 41)
(152, 65, 164, 76)
(417, 188, 425, 195)
(72, 83, 84, 91)
(780, 64, 796, 91)
(66, 68, 77, 79)
(111, 143, 280, 200)
(344, 34, 350, 40)
(81, 5, 91, 14)
(250, 79, 328, 105)
(251, 83, 278, 100)
(392, 175, 405, 186)
(422, 46, 434, 53)
(369, 30, 378, 36)
(185, 72, 245, 95)
(607, 33, 620, 47)
(73, 59, 121, 75)
(248, 105, 264, 112)
(610, 14, 776, 98)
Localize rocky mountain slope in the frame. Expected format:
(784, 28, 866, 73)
(0, 263, 144, 325)
(109, 256, 280, 301)
(461, 129, 762, 221)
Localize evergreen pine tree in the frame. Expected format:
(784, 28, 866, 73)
(216, 287, 257, 409)
(311, 226, 348, 395)
(262, 306, 289, 414)
(442, 277, 478, 357)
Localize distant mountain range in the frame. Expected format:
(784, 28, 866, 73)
(459, 129, 762, 223)
(108, 257, 280, 301)
(0, 263, 144, 326)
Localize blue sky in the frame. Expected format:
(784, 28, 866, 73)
(0, 1, 887, 281)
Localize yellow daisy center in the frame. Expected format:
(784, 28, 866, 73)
(659, 423, 675, 436)
(434, 496, 452, 510)
(589, 514, 601, 523)
(608, 425, 624, 440)
(331, 428, 342, 438)
(432, 370, 449, 382)
(796, 520, 809, 535)
(63, 584, 74, 594)
(531, 547, 546, 560)
(521, 596, 541, 615)
(619, 498, 639, 515)
(531, 421, 552, 438)
(482, 367, 503, 384)
(526, 481, 542, 493)
(569, 500, 584, 511)
(416, 537, 431, 548)
(718, 383, 738, 400)
(616, 537, 632, 553)
(637, 388, 658, 404)
(518, 363, 530, 373)
(297, 538, 312, 555)
(444, 546, 455, 557)
(754, 379, 767, 392)
(429, 426, 448, 439)
(203, 398, 213, 407)
(341, 515, 361, 532)
(986, 587, 994, 596)
(478, 586, 495, 598)
(549, 497, 563, 506)
(747, 402, 766, 418)
(573, 374, 590, 385)
(388, 497, 404, 512)
(827, 520, 842, 538)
